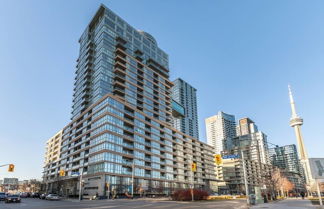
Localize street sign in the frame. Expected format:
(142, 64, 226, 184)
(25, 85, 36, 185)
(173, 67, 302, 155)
(71, 171, 80, 176)
(222, 154, 240, 159)
(309, 158, 324, 179)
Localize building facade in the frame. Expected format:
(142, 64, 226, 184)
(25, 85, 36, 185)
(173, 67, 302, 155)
(269, 144, 305, 192)
(226, 131, 270, 165)
(43, 130, 63, 185)
(215, 157, 273, 195)
(205, 111, 236, 154)
(43, 5, 216, 197)
(171, 78, 199, 139)
(2, 178, 19, 192)
(236, 117, 258, 136)
(216, 118, 273, 194)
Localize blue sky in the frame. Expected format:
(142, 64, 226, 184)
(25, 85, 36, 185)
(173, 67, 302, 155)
(0, 0, 323, 180)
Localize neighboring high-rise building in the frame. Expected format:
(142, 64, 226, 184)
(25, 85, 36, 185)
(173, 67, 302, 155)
(218, 118, 272, 194)
(236, 117, 258, 136)
(225, 131, 270, 165)
(288, 85, 313, 187)
(215, 157, 273, 195)
(44, 5, 216, 196)
(171, 78, 199, 139)
(205, 111, 236, 154)
(269, 144, 305, 191)
(43, 130, 63, 184)
(269, 144, 301, 173)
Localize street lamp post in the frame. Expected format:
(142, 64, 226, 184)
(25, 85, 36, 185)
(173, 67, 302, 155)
(131, 161, 134, 198)
(79, 170, 83, 201)
(79, 159, 86, 201)
(241, 150, 250, 205)
(191, 169, 194, 201)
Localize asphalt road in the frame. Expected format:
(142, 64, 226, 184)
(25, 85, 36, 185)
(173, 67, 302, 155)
(0, 198, 248, 209)
(252, 198, 324, 209)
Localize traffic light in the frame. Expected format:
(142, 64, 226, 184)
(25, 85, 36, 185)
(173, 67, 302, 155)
(191, 163, 197, 172)
(59, 170, 65, 176)
(215, 154, 222, 165)
(8, 164, 14, 172)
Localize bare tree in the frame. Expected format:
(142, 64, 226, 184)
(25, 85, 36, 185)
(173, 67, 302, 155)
(282, 177, 294, 197)
(271, 168, 294, 197)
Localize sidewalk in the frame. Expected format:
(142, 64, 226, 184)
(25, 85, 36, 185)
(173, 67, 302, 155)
(251, 198, 324, 209)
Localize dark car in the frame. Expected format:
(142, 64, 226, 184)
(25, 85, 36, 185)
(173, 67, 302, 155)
(20, 192, 28, 198)
(32, 193, 40, 198)
(5, 195, 21, 203)
(0, 192, 6, 200)
(40, 193, 47, 199)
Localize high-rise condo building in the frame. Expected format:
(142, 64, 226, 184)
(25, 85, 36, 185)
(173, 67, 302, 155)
(171, 78, 199, 139)
(205, 111, 236, 154)
(218, 118, 272, 194)
(269, 144, 301, 173)
(43, 5, 216, 197)
(269, 144, 305, 191)
(226, 131, 270, 165)
(215, 157, 273, 195)
(43, 130, 63, 185)
(236, 117, 258, 136)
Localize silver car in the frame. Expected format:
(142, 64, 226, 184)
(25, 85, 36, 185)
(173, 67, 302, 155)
(45, 194, 60, 200)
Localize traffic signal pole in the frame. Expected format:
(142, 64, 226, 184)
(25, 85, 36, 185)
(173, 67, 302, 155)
(0, 164, 15, 172)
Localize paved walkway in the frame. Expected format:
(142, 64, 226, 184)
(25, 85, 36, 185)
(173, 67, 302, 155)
(251, 199, 323, 209)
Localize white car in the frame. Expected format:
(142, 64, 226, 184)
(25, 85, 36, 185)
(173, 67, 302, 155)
(45, 194, 60, 200)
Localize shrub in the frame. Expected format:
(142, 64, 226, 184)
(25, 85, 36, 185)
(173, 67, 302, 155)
(172, 189, 209, 201)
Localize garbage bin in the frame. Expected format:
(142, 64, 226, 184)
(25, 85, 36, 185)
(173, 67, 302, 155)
(249, 194, 256, 205)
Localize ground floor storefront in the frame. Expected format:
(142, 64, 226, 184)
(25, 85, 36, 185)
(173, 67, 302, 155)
(43, 174, 216, 198)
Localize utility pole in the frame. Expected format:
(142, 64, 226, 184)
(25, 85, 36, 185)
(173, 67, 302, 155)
(241, 150, 250, 205)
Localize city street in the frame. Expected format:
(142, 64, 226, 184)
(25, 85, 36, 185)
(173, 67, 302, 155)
(252, 198, 324, 209)
(0, 198, 248, 209)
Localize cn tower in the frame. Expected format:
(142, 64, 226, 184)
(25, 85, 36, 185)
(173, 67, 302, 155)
(288, 85, 312, 186)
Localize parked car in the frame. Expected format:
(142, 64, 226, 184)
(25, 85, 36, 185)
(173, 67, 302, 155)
(5, 195, 21, 203)
(0, 192, 7, 201)
(32, 193, 40, 198)
(20, 192, 28, 198)
(40, 193, 47, 199)
(45, 194, 60, 201)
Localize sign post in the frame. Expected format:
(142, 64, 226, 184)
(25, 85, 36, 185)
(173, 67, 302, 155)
(316, 179, 323, 206)
(309, 158, 324, 206)
(191, 163, 197, 201)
